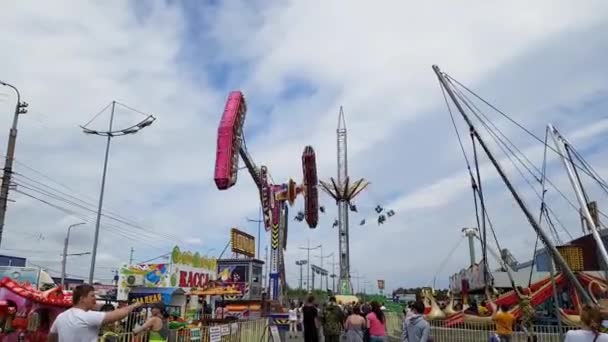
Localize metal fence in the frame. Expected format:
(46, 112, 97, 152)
(99, 318, 268, 342)
(385, 313, 576, 342)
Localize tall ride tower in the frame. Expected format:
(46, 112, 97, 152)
(320, 107, 369, 294)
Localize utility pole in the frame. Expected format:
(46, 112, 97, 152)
(299, 239, 321, 292)
(0, 80, 27, 247)
(246, 209, 263, 259)
(314, 246, 334, 270)
(82, 101, 155, 283)
(129, 247, 134, 264)
(351, 271, 363, 295)
(61, 222, 86, 289)
(329, 255, 338, 293)
(295, 260, 307, 290)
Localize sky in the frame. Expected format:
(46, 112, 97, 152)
(0, 1, 608, 292)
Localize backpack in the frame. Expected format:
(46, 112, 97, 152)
(323, 305, 343, 336)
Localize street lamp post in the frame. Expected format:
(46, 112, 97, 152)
(351, 271, 363, 294)
(328, 254, 339, 293)
(61, 222, 86, 288)
(295, 260, 307, 289)
(82, 101, 155, 283)
(0, 80, 27, 247)
(314, 247, 333, 270)
(299, 240, 321, 292)
(246, 208, 263, 259)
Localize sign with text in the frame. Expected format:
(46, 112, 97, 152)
(131, 293, 163, 304)
(178, 269, 211, 288)
(220, 324, 230, 336)
(377, 280, 385, 290)
(209, 326, 221, 342)
(231, 228, 255, 257)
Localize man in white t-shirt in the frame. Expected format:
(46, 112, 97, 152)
(48, 284, 141, 342)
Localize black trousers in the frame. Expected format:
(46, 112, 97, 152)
(303, 327, 318, 342)
(325, 335, 340, 342)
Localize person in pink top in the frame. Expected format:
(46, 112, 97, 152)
(365, 301, 387, 341)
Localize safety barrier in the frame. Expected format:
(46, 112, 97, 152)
(99, 318, 268, 342)
(385, 313, 577, 341)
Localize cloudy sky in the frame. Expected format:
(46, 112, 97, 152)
(1, 1, 608, 291)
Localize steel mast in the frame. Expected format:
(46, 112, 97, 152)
(548, 124, 608, 270)
(320, 107, 369, 294)
(433, 65, 592, 305)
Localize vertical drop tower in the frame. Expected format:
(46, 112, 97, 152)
(320, 107, 369, 295)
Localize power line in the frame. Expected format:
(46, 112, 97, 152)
(448, 81, 575, 240)
(13, 189, 169, 251)
(11, 178, 182, 244)
(11, 158, 141, 227)
(445, 73, 608, 190)
(8, 162, 186, 244)
(13, 171, 141, 227)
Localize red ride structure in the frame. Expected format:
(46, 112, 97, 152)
(213, 91, 319, 302)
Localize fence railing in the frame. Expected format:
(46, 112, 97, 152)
(385, 313, 577, 342)
(99, 318, 268, 342)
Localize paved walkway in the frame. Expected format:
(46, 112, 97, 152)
(278, 330, 326, 342)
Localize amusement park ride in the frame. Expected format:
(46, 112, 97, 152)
(213, 91, 319, 303)
(213, 92, 397, 301)
(425, 65, 608, 329)
(318, 107, 369, 295)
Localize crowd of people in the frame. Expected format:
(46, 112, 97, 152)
(288, 295, 431, 342)
(39, 283, 608, 342)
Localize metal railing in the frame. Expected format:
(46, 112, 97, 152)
(99, 318, 268, 342)
(385, 313, 577, 341)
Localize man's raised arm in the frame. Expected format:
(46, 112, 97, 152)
(102, 302, 142, 325)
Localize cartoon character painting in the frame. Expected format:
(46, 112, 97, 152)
(144, 265, 167, 285)
(218, 266, 246, 284)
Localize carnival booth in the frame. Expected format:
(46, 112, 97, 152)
(117, 246, 217, 318)
(211, 228, 264, 319)
(0, 277, 71, 342)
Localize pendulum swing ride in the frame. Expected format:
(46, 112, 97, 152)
(213, 91, 319, 303)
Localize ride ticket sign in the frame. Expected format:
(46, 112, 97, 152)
(231, 228, 255, 258)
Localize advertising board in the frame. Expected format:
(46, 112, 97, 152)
(230, 228, 255, 257)
(117, 246, 217, 301)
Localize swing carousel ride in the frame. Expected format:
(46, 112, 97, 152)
(421, 65, 608, 328)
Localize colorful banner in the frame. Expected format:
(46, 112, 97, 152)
(117, 246, 217, 301)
